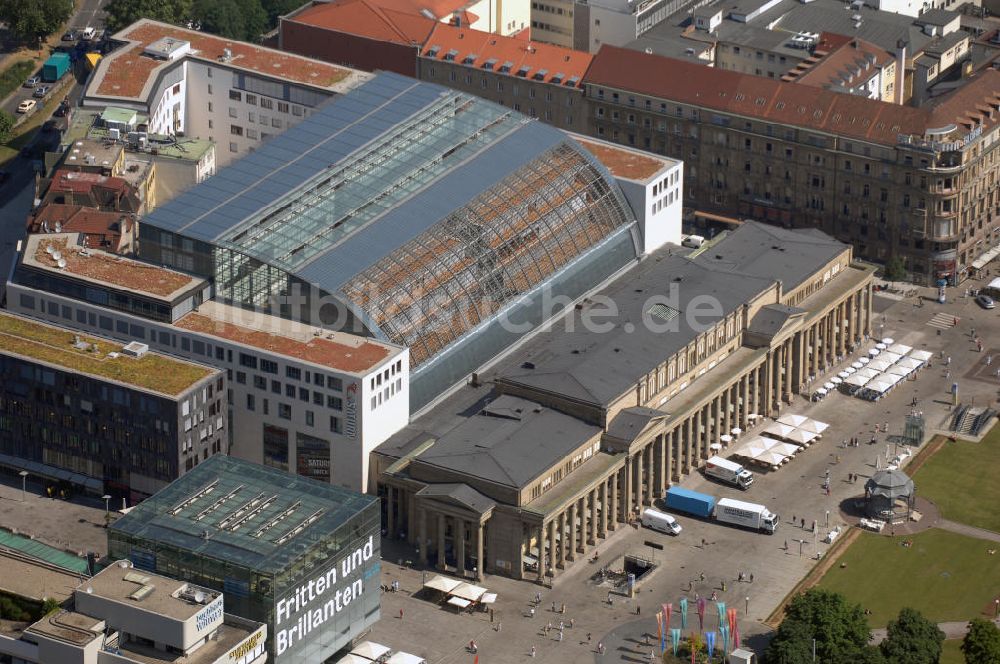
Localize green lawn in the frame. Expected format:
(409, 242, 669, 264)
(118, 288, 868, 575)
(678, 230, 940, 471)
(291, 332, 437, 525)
(912, 427, 1000, 533)
(941, 639, 964, 664)
(816, 529, 1000, 628)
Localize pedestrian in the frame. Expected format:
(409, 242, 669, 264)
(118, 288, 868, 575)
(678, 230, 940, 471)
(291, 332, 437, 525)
(791, 513, 796, 525)
(699, 571, 705, 582)
(826, 486, 831, 496)
(530, 607, 535, 618)
(552, 601, 556, 613)
(800, 517, 805, 528)
(825, 468, 831, 478)
(597, 641, 605, 655)
(636, 605, 641, 616)
(496, 622, 502, 633)
(749, 573, 754, 583)
(569, 618, 575, 628)
(946, 370, 951, 380)
(530, 646, 536, 657)
(399, 608, 404, 620)
(558, 630, 564, 642)
(784, 540, 788, 551)
(947, 356, 952, 366)
(722, 580, 727, 591)
(535, 591, 542, 604)
(988, 355, 992, 366)
(490, 608, 494, 623)
(607, 592, 613, 605)
(561, 603, 566, 614)
(546, 622, 552, 634)
(587, 632, 592, 642)
(559, 620, 565, 631)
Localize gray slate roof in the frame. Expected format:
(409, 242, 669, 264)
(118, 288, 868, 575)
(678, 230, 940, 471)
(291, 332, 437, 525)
(415, 483, 497, 514)
(409, 395, 602, 489)
(694, 222, 847, 293)
(605, 407, 669, 444)
(747, 304, 804, 339)
(866, 469, 914, 498)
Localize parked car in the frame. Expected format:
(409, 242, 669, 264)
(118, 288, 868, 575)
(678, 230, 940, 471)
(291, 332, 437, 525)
(61, 30, 77, 41)
(80, 26, 96, 40)
(33, 85, 51, 98)
(17, 99, 37, 113)
(23, 75, 40, 88)
(976, 294, 995, 309)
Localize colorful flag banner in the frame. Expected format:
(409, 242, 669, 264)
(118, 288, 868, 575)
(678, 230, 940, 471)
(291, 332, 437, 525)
(671, 628, 681, 656)
(720, 625, 730, 654)
(680, 598, 689, 629)
(706, 631, 717, 657)
(716, 601, 726, 627)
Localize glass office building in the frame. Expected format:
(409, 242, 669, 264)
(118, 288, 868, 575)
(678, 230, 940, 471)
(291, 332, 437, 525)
(108, 455, 380, 663)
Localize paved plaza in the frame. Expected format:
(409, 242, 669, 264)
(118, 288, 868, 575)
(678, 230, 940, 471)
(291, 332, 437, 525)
(366, 277, 1000, 663)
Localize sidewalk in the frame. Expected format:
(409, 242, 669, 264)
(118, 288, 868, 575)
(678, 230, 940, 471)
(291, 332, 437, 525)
(871, 617, 1000, 644)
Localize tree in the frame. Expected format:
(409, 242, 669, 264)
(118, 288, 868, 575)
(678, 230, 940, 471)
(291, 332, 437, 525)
(765, 590, 875, 663)
(0, 110, 15, 144)
(191, 0, 267, 41)
(104, 0, 192, 32)
(0, 0, 72, 45)
(879, 608, 944, 664)
(884, 256, 907, 282)
(962, 618, 1000, 664)
(262, 0, 308, 24)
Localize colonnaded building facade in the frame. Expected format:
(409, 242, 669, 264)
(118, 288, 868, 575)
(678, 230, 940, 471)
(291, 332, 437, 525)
(373, 222, 875, 581)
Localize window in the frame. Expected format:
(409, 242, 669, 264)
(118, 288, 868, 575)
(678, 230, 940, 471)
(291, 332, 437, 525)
(246, 94, 256, 105)
(229, 90, 241, 101)
(260, 98, 273, 109)
(247, 128, 258, 139)
(229, 142, 238, 153)
(247, 394, 255, 411)
(261, 359, 278, 374)
(253, 375, 266, 389)
(327, 395, 343, 410)
(277, 102, 289, 113)
(285, 383, 295, 397)
(278, 403, 292, 420)
(230, 124, 243, 136)
(299, 387, 309, 402)
(305, 410, 314, 426)
(271, 118, 282, 128)
(330, 416, 342, 434)
(229, 107, 237, 118)
(207, 101, 213, 112)
(287, 366, 301, 380)
(236, 371, 246, 384)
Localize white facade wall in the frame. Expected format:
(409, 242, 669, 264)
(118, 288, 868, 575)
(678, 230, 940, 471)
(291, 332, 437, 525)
(466, 0, 531, 34)
(583, 4, 638, 53)
(5, 282, 409, 493)
(615, 161, 684, 254)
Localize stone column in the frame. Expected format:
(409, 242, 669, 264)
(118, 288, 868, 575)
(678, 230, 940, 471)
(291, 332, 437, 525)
(644, 445, 654, 505)
(567, 502, 578, 561)
(558, 511, 567, 567)
(775, 344, 784, 405)
(418, 508, 428, 565)
(437, 513, 447, 570)
(763, 353, 774, 417)
(476, 523, 484, 582)
(609, 472, 618, 531)
(589, 489, 598, 544)
(657, 434, 667, 495)
(537, 523, 547, 583)
(622, 463, 632, 522)
(712, 397, 721, 450)
(599, 481, 609, 537)
(385, 486, 395, 539)
(684, 415, 694, 473)
(456, 518, 466, 576)
(666, 429, 675, 484)
(547, 519, 557, 576)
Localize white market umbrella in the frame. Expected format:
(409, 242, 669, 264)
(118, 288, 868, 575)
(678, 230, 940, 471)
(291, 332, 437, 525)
(881, 351, 902, 364)
(838, 371, 851, 379)
(720, 434, 733, 443)
(869, 348, 880, 357)
(351, 642, 391, 660)
(386, 654, 427, 664)
(859, 356, 870, 365)
(845, 374, 868, 387)
(898, 357, 922, 371)
(777, 414, 810, 428)
(845, 366, 857, 374)
(823, 382, 836, 390)
(814, 387, 828, 395)
(856, 368, 879, 381)
(337, 655, 373, 664)
(770, 441, 800, 456)
(424, 575, 462, 593)
(888, 364, 912, 377)
(876, 343, 887, 350)
(830, 376, 843, 384)
(451, 583, 487, 602)
(882, 337, 894, 345)
(851, 361, 864, 369)
(710, 443, 723, 451)
(868, 359, 892, 372)
(731, 427, 742, 435)
(763, 422, 797, 440)
(755, 450, 788, 467)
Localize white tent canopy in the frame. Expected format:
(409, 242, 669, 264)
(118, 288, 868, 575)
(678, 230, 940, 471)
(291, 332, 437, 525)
(423, 575, 462, 593)
(868, 358, 892, 372)
(845, 374, 869, 387)
(386, 654, 427, 664)
(910, 350, 933, 362)
(887, 343, 912, 355)
(351, 642, 391, 660)
(756, 450, 789, 466)
(770, 441, 801, 456)
(762, 422, 797, 440)
(887, 364, 912, 377)
(777, 414, 809, 428)
(898, 357, 923, 370)
(447, 597, 471, 609)
(823, 382, 836, 390)
(450, 583, 487, 602)
(337, 655, 374, 664)
(880, 351, 902, 363)
(880, 372, 903, 386)
(856, 368, 880, 381)
(786, 428, 818, 445)
(866, 380, 892, 394)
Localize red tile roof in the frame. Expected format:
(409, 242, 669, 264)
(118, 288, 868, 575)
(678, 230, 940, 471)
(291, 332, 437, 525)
(421, 23, 592, 88)
(790, 35, 894, 90)
(575, 139, 669, 180)
(28, 205, 135, 252)
(49, 169, 131, 196)
(928, 68, 1000, 132)
(291, 0, 437, 45)
(98, 20, 352, 99)
(585, 45, 929, 146)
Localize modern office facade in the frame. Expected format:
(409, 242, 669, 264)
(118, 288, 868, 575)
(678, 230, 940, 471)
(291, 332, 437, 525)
(583, 46, 1000, 284)
(373, 222, 875, 581)
(0, 308, 224, 502)
(0, 560, 267, 664)
(108, 456, 380, 663)
(84, 19, 372, 167)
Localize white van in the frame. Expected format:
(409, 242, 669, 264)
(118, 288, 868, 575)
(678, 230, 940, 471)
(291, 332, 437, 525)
(81, 26, 96, 40)
(640, 508, 682, 535)
(681, 234, 705, 248)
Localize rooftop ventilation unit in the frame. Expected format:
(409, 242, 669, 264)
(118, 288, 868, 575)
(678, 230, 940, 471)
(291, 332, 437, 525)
(123, 341, 149, 358)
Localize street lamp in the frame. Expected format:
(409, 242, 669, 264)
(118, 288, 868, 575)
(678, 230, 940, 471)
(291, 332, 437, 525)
(102, 494, 111, 516)
(18, 470, 28, 502)
(745, 596, 750, 615)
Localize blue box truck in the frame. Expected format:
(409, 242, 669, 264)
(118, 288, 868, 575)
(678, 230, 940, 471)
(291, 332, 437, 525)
(42, 52, 71, 82)
(664, 486, 716, 518)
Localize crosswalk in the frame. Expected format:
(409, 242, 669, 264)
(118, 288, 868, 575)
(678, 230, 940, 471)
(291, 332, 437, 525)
(927, 312, 957, 329)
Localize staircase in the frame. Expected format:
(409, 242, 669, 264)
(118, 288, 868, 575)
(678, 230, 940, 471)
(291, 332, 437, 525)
(950, 405, 996, 436)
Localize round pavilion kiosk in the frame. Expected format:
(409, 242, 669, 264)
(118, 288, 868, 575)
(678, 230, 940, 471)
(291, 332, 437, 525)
(864, 469, 915, 522)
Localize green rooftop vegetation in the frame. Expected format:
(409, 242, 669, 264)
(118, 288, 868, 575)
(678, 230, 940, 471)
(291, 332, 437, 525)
(0, 313, 212, 396)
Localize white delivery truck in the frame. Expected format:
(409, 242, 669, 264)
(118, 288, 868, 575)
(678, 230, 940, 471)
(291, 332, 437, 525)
(681, 234, 705, 248)
(704, 456, 754, 489)
(640, 508, 682, 535)
(714, 498, 778, 534)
